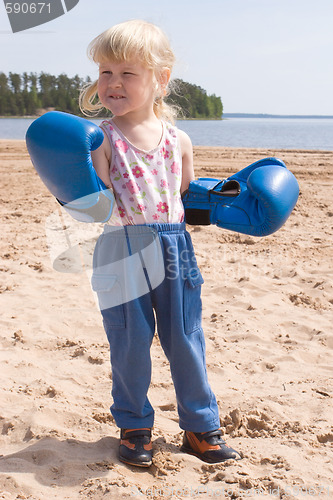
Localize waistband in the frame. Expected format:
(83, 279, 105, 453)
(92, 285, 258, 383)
(103, 222, 186, 236)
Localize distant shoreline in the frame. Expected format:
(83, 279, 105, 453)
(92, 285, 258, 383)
(223, 113, 333, 119)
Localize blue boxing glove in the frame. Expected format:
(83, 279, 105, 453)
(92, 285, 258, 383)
(182, 157, 299, 237)
(26, 111, 114, 223)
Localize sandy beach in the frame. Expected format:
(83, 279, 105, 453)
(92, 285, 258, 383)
(0, 140, 332, 499)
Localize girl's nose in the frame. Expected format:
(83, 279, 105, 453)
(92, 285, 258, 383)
(108, 75, 122, 88)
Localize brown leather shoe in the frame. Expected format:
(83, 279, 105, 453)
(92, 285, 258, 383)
(181, 429, 242, 463)
(119, 428, 153, 467)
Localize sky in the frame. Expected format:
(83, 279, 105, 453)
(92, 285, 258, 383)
(1, 0, 333, 115)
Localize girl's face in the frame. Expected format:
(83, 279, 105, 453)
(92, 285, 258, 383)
(97, 59, 157, 119)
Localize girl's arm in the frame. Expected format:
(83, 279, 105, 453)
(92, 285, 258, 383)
(179, 129, 195, 194)
(91, 132, 113, 189)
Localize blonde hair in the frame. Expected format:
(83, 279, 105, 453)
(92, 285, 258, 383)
(79, 20, 177, 123)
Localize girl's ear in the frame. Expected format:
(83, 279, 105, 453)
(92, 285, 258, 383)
(159, 67, 171, 95)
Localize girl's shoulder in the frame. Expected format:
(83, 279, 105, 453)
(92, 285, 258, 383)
(100, 119, 114, 132)
(164, 122, 192, 145)
(164, 121, 181, 146)
(99, 119, 124, 144)
(164, 120, 178, 135)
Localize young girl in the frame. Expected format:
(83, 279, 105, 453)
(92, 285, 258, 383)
(80, 19, 241, 467)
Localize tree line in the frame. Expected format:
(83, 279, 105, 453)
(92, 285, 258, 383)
(0, 72, 87, 117)
(0, 72, 223, 119)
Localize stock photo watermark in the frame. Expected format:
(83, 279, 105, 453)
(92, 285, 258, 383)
(45, 206, 292, 312)
(3, 0, 80, 33)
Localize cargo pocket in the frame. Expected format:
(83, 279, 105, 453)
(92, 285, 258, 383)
(183, 268, 204, 334)
(91, 274, 126, 328)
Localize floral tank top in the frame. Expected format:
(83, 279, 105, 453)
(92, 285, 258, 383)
(100, 119, 185, 226)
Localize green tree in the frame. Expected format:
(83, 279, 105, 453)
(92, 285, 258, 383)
(9, 72, 21, 94)
(0, 73, 10, 115)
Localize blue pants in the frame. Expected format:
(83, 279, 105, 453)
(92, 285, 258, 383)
(92, 222, 220, 432)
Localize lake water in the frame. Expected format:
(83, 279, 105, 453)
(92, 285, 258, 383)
(1, 116, 332, 151)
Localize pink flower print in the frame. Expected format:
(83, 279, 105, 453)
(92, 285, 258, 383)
(126, 180, 140, 194)
(111, 165, 117, 174)
(151, 169, 158, 176)
(153, 213, 159, 221)
(165, 139, 170, 145)
(157, 201, 169, 214)
(115, 139, 128, 153)
(146, 178, 153, 184)
(161, 147, 169, 159)
(171, 161, 180, 175)
(137, 204, 146, 212)
(120, 162, 125, 168)
(132, 165, 144, 178)
(118, 207, 126, 218)
(146, 154, 154, 161)
(160, 179, 169, 188)
(123, 173, 129, 179)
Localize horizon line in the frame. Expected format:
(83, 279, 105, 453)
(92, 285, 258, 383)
(223, 112, 333, 119)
